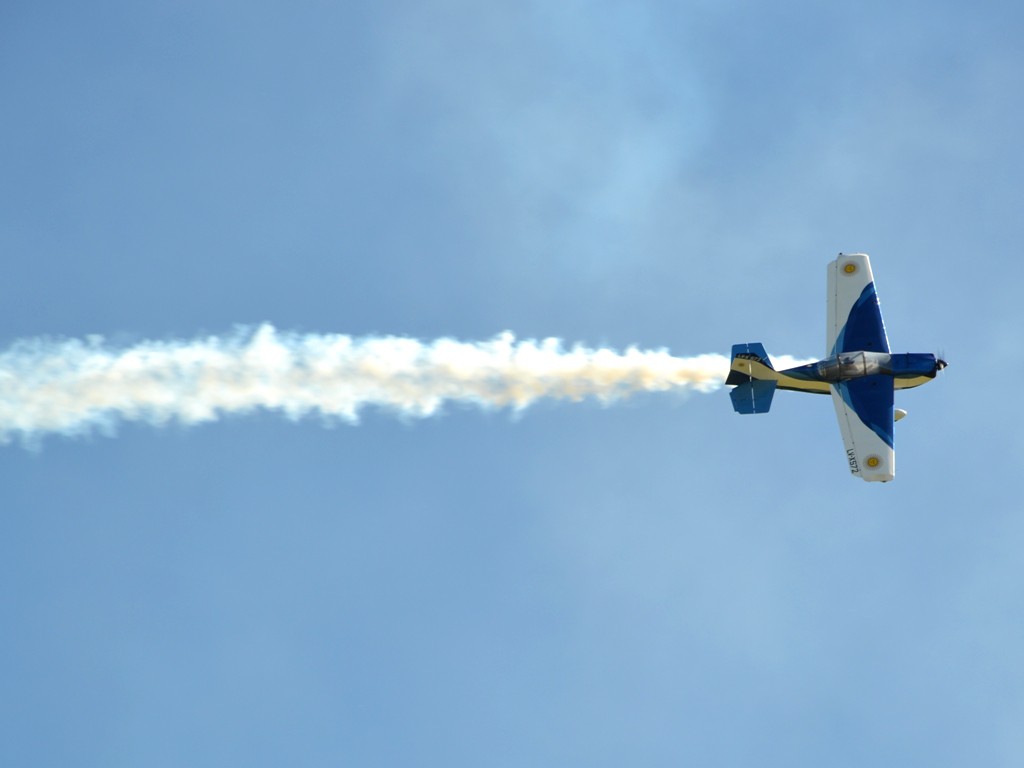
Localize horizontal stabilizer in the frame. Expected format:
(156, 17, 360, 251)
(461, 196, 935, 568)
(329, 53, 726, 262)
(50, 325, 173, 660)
(730, 380, 777, 414)
(725, 342, 775, 386)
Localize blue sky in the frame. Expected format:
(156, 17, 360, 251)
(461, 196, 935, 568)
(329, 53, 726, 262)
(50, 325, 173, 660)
(2, 1, 1023, 765)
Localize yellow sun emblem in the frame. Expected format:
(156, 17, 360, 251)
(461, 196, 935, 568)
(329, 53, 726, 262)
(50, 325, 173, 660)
(843, 262, 857, 274)
(866, 456, 881, 468)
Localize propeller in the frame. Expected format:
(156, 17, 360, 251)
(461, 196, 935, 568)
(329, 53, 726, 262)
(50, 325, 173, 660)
(936, 350, 948, 372)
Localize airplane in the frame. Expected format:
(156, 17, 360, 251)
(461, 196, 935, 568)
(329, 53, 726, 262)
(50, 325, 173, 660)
(725, 253, 946, 482)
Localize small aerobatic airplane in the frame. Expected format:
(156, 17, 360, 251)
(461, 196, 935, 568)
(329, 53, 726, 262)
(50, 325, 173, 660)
(726, 253, 946, 482)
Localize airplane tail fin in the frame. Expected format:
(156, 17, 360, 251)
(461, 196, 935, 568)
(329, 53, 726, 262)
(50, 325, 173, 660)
(725, 343, 775, 385)
(726, 343, 778, 414)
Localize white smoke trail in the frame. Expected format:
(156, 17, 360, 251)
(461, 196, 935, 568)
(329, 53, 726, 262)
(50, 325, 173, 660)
(0, 324, 810, 444)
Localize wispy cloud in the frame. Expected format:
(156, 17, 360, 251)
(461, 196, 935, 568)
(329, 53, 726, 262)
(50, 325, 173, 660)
(0, 325, 781, 444)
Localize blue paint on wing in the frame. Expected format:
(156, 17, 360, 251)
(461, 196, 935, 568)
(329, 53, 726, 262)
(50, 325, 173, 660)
(837, 283, 890, 354)
(838, 375, 895, 448)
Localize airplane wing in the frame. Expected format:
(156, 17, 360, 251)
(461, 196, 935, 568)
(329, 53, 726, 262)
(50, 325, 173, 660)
(831, 375, 895, 482)
(827, 254, 890, 356)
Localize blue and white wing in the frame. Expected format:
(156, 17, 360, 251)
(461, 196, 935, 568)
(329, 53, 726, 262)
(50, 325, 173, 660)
(827, 253, 890, 357)
(831, 375, 895, 482)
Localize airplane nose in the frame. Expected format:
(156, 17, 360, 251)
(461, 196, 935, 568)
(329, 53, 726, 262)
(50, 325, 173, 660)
(936, 358, 948, 371)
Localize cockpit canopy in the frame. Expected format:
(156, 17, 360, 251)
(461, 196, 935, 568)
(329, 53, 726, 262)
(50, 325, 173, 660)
(816, 351, 940, 382)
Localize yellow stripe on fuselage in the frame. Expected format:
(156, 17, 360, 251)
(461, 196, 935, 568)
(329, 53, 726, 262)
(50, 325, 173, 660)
(729, 358, 831, 394)
(894, 375, 933, 390)
(776, 377, 832, 394)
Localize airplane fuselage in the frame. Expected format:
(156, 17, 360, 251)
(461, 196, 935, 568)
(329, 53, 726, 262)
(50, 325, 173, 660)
(731, 350, 945, 395)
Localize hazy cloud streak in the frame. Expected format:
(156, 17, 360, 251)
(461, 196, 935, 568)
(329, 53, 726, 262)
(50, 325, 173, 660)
(0, 325, 810, 443)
